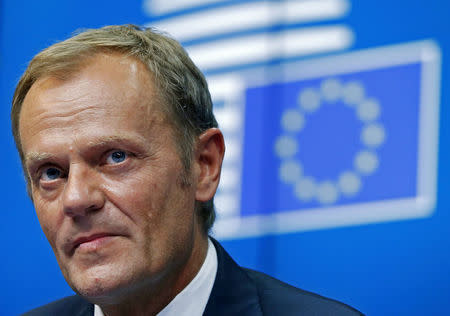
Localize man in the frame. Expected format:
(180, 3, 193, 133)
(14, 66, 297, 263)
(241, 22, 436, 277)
(12, 25, 362, 316)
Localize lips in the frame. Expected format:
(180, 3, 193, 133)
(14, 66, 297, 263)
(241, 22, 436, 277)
(71, 233, 116, 253)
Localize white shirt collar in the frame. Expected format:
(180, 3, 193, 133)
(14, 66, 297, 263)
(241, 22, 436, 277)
(94, 238, 218, 316)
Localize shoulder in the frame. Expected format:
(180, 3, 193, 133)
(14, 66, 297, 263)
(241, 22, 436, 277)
(244, 268, 364, 316)
(22, 295, 93, 316)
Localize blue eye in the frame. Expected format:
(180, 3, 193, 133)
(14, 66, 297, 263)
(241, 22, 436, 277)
(106, 150, 128, 164)
(41, 167, 62, 181)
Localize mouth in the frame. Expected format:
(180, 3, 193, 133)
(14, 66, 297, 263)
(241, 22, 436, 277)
(72, 233, 118, 253)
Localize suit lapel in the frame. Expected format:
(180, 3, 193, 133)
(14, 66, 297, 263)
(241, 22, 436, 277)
(74, 302, 93, 316)
(203, 239, 263, 316)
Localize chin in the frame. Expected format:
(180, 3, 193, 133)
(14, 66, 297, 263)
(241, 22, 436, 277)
(65, 263, 136, 304)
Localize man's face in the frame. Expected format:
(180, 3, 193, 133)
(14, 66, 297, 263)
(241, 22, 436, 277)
(19, 54, 207, 302)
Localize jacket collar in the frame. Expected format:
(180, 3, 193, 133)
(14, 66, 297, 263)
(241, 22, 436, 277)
(203, 238, 262, 316)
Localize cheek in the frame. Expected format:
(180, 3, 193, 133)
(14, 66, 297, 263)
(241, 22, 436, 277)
(102, 167, 169, 211)
(33, 198, 61, 248)
(113, 171, 193, 235)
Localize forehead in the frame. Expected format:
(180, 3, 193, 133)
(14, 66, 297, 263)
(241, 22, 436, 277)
(19, 53, 168, 153)
(24, 53, 157, 110)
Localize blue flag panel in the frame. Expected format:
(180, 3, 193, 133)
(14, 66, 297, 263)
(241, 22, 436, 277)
(212, 42, 440, 238)
(242, 63, 421, 214)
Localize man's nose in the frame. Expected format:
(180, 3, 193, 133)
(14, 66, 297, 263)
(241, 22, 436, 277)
(62, 164, 105, 217)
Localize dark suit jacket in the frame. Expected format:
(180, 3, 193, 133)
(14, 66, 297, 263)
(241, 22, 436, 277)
(23, 239, 363, 315)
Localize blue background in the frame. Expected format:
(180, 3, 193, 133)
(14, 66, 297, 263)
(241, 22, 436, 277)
(242, 63, 421, 214)
(1, 1, 449, 315)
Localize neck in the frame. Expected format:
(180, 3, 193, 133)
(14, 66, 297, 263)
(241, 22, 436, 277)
(99, 235, 209, 316)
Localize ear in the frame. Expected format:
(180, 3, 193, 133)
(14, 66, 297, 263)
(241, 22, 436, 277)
(194, 128, 225, 202)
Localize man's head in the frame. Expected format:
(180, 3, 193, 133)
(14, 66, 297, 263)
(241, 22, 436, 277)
(12, 24, 219, 233)
(11, 25, 224, 311)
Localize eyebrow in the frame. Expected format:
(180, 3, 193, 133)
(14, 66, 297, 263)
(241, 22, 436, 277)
(25, 152, 53, 167)
(85, 135, 147, 148)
